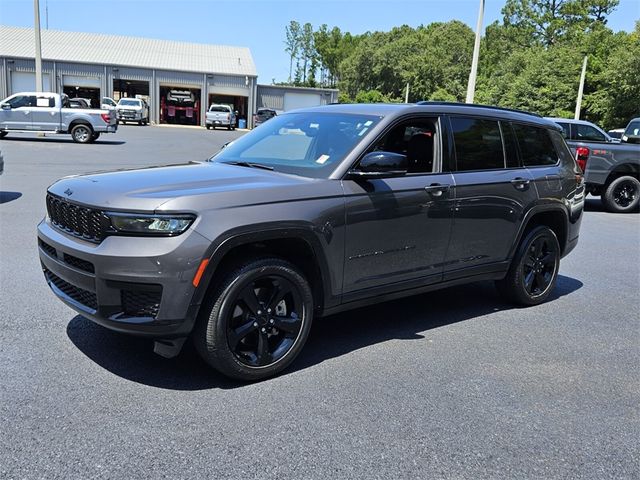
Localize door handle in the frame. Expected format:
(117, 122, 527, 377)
(510, 177, 531, 190)
(424, 183, 450, 197)
(24, 110, 31, 115)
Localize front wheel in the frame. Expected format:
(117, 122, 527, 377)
(496, 226, 560, 306)
(0, 131, 7, 139)
(194, 257, 314, 381)
(602, 176, 640, 213)
(71, 124, 93, 144)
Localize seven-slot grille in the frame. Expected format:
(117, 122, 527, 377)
(46, 193, 105, 243)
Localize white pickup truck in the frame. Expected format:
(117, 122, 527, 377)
(205, 104, 237, 130)
(0, 92, 117, 143)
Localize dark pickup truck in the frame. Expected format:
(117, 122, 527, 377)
(547, 117, 640, 212)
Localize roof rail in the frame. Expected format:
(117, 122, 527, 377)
(415, 100, 541, 118)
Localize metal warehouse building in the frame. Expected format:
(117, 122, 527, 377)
(0, 26, 258, 127)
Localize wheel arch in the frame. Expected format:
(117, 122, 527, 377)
(68, 119, 94, 134)
(509, 206, 569, 259)
(604, 163, 639, 186)
(192, 226, 336, 317)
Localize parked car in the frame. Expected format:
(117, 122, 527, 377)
(38, 102, 584, 380)
(116, 98, 149, 125)
(206, 104, 236, 130)
(547, 117, 640, 212)
(253, 108, 277, 127)
(0, 92, 117, 143)
(607, 128, 624, 141)
(68, 98, 91, 109)
(101, 97, 117, 109)
(621, 117, 640, 144)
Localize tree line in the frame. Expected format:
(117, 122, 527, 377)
(281, 0, 639, 129)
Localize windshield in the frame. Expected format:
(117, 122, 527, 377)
(211, 112, 380, 178)
(624, 120, 640, 137)
(118, 99, 141, 106)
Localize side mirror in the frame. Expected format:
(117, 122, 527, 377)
(347, 151, 407, 179)
(1, 103, 11, 110)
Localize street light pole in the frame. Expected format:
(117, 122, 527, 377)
(574, 56, 588, 120)
(34, 0, 43, 92)
(465, 0, 485, 104)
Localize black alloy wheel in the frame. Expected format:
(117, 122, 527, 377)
(603, 176, 640, 213)
(496, 226, 560, 306)
(227, 275, 303, 367)
(521, 235, 557, 297)
(194, 257, 314, 381)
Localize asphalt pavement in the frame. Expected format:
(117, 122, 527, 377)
(0, 125, 638, 479)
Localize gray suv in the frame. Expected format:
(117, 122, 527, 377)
(38, 102, 584, 380)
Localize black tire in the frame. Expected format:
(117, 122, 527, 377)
(227, 124, 231, 131)
(138, 120, 142, 126)
(91, 132, 100, 141)
(496, 226, 560, 306)
(206, 124, 211, 130)
(602, 176, 640, 213)
(70, 124, 93, 144)
(194, 257, 314, 381)
(0, 131, 7, 138)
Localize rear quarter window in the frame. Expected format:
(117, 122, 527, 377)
(512, 123, 558, 167)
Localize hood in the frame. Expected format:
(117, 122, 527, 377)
(48, 162, 324, 212)
(116, 105, 142, 110)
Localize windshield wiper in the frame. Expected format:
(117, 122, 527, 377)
(223, 161, 274, 171)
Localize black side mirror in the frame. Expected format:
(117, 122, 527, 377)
(1, 104, 11, 110)
(348, 151, 407, 178)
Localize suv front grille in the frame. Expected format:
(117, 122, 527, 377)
(121, 287, 162, 318)
(44, 268, 97, 310)
(46, 193, 106, 243)
(38, 239, 57, 258)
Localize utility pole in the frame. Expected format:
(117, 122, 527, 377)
(465, 0, 485, 104)
(405, 83, 410, 103)
(34, 0, 43, 92)
(574, 55, 588, 120)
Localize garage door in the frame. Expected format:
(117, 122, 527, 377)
(62, 75, 101, 88)
(283, 92, 322, 111)
(10, 71, 52, 94)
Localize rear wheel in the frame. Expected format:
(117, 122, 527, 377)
(71, 124, 93, 144)
(496, 226, 560, 306)
(602, 176, 640, 213)
(206, 124, 211, 130)
(0, 131, 7, 138)
(194, 257, 314, 381)
(91, 132, 100, 141)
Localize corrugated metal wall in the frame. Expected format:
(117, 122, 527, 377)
(256, 85, 339, 111)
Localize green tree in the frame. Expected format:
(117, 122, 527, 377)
(285, 21, 301, 83)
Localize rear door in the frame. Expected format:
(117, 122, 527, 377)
(31, 94, 60, 131)
(443, 116, 537, 279)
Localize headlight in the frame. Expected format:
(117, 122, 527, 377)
(107, 213, 195, 236)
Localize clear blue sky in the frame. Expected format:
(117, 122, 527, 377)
(1, 0, 638, 83)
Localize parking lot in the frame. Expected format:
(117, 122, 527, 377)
(0, 125, 638, 479)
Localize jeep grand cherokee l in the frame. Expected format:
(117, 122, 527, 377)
(38, 102, 584, 381)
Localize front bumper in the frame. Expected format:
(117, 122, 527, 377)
(37, 218, 211, 338)
(117, 110, 144, 121)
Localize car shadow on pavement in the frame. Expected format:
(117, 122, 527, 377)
(584, 197, 606, 212)
(2, 137, 126, 145)
(66, 275, 583, 391)
(0, 191, 22, 204)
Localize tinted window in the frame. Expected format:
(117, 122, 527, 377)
(624, 120, 640, 137)
(209, 106, 229, 112)
(7, 95, 36, 108)
(451, 117, 505, 171)
(512, 124, 558, 166)
(118, 99, 141, 106)
(369, 119, 437, 174)
(576, 124, 606, 142)
(548, 130, 575, 167)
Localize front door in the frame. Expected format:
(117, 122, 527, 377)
(342, 117, 454, 295)
(0, 94, 35, 130)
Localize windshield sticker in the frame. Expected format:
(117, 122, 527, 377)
(358, 127, 369, 136)
(364, 121, 373, 127)
(316, 154, 330, 164)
